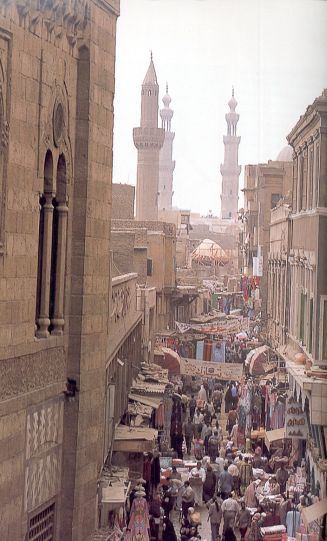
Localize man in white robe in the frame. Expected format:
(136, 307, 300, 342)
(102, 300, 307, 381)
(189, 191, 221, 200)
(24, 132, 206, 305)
(189, 461, 206, 506)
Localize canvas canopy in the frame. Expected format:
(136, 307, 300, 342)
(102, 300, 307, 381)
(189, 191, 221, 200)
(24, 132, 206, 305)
(246, 345, 272, 376)
(159, 347, 181, 376)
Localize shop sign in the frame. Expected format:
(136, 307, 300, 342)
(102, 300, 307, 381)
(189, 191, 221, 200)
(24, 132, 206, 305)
(180, 357, 243, 380)
(285, 394, 309, 439)
(253, 256, 263, 277)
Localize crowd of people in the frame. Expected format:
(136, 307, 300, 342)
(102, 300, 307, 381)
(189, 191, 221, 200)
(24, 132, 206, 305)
(126, 377, 321, 541)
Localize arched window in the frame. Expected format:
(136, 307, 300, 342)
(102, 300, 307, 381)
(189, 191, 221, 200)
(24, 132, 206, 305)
(35, 151, 68, 337)
(50, 154, 68, 335)
(35, 150, 54, 337)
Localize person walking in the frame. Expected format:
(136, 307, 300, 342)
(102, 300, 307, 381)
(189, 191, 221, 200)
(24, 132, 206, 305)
(208, 430, 219, 462)
(236, 500, 251, 541)
(239, 456, 253, 496)
(221, 494, 240, 532)
(219, 465, 234, 500)
(226, 408, 237, 436)
(189, 460, 206, 506)
(208, 496, 223, 541)
(231, 382, 238, 409)
(161, 485, 173, 519)
(203, 465, 217, 503)
(193, 408, 204, 437)
(189, 395, 197, 420)
(224, 384, 233, 413)
(183, 417, 194, 456)
(276, 463, 289, 494)
(162, 516, 177, 541)
(181, 481, 195, 519)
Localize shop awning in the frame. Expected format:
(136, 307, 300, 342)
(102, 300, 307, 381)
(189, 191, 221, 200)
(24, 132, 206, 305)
(113, 425, 158, 453)
(264, 428, 285, 449)
(128, 393, 161, 409)
(301, 498, 327, 526)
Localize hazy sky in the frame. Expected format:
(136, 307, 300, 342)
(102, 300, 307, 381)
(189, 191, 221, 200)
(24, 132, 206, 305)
(112, 0, 327, 216)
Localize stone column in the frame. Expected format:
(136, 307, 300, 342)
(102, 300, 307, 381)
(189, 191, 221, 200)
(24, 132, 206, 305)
(36, 192, 54, 338)
(51, 200, 68, 335)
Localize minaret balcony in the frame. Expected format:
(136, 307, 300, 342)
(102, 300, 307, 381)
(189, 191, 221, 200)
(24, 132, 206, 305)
(133, 127, 165, 150)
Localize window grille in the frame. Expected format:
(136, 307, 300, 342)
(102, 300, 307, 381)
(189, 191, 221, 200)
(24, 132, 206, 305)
(28, 502, 55, 541)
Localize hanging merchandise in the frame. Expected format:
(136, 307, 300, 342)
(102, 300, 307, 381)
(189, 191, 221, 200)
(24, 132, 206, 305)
(203, 339, 213, 362)
(126, 494, 150, 541)
(212, 341, 226, 362)
(196, 340, 204, 360)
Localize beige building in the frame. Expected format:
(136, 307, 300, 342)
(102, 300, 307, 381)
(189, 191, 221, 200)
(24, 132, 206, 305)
(267, 203, 292, 348)
(0, 2, 120, 540)
(286, 89, 327, 367)
(133, 55, 164, 221)
(112, 217, 177, 331)
(267, 90, 327, 500)
(241, 154, 293, 317)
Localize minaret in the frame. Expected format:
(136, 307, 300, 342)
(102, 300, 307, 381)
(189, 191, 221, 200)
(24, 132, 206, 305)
(220, 88, 241, 219)
(158, 84, 175, 210)
(133, 54, 165, 221)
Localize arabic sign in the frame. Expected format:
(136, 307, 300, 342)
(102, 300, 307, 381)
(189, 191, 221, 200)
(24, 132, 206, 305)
(180, 357, 243, 381)
(175, 319, 248, 336)
(285, 395, 309, 439)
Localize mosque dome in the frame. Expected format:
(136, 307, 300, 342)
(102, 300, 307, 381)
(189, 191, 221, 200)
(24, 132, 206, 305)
(276, 145, 293, 162)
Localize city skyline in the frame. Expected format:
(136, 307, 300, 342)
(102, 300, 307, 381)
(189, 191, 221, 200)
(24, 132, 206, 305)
(113, 0, 327, 215)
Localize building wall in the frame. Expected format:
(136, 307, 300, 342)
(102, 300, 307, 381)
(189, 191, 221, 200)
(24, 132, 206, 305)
(0, 2, 119, 540)
(267, 205, 291, 348)
(112, 183, 135, 219)
(242, 160, 292, 318)
(111, 230, 135, 276)
(287, 89, 327, 366)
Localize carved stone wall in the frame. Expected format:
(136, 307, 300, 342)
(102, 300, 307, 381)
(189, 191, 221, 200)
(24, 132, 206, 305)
(0, 347, 66, 401)
(1, 0, 89, 53)
(0, 28, 11, 254)
(24, 397, 64, 512)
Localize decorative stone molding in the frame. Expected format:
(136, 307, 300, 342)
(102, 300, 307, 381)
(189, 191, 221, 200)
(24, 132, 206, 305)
(0, 347, 66, 400)
(0, 29, 11, 255)
(24, 397, 64, 512)
(111, 284, 131, 323)
(2, 0, 90, 53)
(39, 82, 72, 185)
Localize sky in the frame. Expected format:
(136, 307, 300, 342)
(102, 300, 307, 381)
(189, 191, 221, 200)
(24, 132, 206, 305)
(112, 0, 327, 216)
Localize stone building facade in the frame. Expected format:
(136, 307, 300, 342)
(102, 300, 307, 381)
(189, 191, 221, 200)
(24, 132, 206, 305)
(133, 56, 164, 221)
(241, 155, 292, 318)
(112, 183, 135, 220)
(267, 204, 292, 349)
(112, 218, 177, 331)
(266, 91, 327, 498)
(0, 2, 120, 540)
(286, 89, 327, 366)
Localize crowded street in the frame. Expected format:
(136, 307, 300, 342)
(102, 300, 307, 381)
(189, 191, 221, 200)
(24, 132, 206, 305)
(119, 307, 327, 541)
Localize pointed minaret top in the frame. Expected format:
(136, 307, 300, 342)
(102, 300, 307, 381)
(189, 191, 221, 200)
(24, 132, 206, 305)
(228, 87, 238, 111)
(142, 52, 158, 85)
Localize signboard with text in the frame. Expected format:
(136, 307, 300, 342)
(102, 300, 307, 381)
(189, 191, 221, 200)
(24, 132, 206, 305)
(285, 394, 309, 439)
(180, 357, 243, 381)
